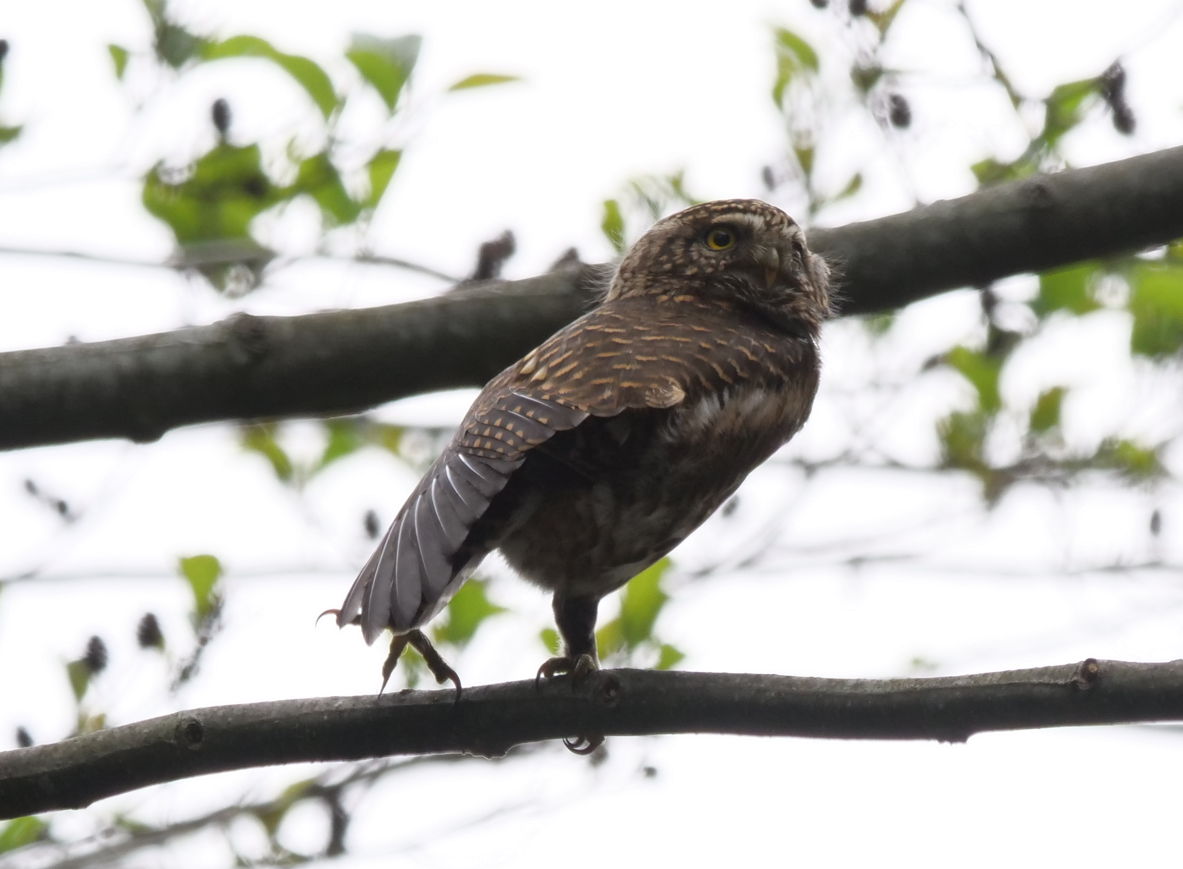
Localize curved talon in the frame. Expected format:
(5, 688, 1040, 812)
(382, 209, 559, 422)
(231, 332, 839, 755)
(379, 630, 463, 703)
(315, 608, 341, 626)
(408, 629, 463, 704)
(536, 656, 569, 689)
(564, 734, 604, 755)
(535, 653, 600, 690)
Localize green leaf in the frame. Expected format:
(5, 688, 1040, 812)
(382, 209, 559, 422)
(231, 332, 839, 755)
(619, 557, 673, 649)
(1034, 262, 1101, 317)
(850, 63, 884, 94)
(256, 778, 314, 835)
(832, 172, 863, 203)
(66, 659, 91, 702)
(970, 156, 1036, 187)
(0, 125, 21, 147)
(625, 171, 697, 219)
(1043, 77, 1101, 147)
(595, 617, 624, 660)
(155, 22, 208, 69)
(601, 199, 625, 254)
(448, 73, 520, 91)
(861, 312, 894, 335)
(945, 346, 1002, 412)
(656, 643, 685, 671)
(1127, 261, 1183, 357)
(112, 816, 154, 835)
(142, 141, 279, 291)
(143, 143, 280, 244)
(1029, 387, 1065, 433)
(179, 554, 224, 620)
(1095, 438, 1164, 480)
(346, 33, 421, 112)
(316, 419, 363, 473)
(366, 148, 402, 208)
(77, 712, 106, 735)
(794, 145, 815, 178)
(0, 817, 46, 853)
(540, 628, 560, 656)
(938, 409, 988, 473)
(240, 424, 293, 482)
(398, 645, 426, 689)
(294, 152, 361, 225)
(108, 44, 130, 79)
(140, 0, 166, 26)
(867, 0, 908, 35)
(772, 27, 819, 107)
(203, 36, 338, 118)
(374, 423, 405, 456)
(433, 579, 506, 647)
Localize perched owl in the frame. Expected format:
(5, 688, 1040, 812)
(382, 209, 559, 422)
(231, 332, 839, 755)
(334, 199, 831, 693)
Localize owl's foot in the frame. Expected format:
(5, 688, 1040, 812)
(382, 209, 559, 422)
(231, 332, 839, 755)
(535, 655, 605, 755)
(535, 653, 599, 689)
(381, 629, 462, 703)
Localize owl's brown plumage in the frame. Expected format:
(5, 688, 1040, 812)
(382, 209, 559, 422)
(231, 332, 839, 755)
(335, 199, 831, 692)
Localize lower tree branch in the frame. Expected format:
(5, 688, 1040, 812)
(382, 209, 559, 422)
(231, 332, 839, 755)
(3, 659, 1182, 818)
(2, 146, 1183, 451)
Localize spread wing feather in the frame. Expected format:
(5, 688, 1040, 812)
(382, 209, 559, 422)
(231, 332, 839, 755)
(337, 395, 588, 643)
(338, 294, 810, 643)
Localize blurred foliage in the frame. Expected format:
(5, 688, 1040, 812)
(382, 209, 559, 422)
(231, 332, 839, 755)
(180, 554, 223, 621)
(3, 1, 1183, 866)
(116, 0, 516, 293)
(0, 38, 21, 150)
(240, 417, 412, 490)
(174, 554, 226, 689)
(600, 171, 698, 253)
(0, 817, 46, 853)
(755, 2, 1177, 504)
(540, 557, 684, 671)
(432, 579, 507, 648)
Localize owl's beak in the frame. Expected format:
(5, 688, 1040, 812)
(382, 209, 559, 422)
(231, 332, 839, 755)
(754, 247, 781, 289)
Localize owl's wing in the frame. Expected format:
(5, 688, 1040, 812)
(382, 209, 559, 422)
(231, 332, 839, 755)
(338, 296, 806, 643)
(336, 392, 590, 643)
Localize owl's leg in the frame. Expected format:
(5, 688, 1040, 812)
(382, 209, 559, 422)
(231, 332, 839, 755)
(536, 594, 600, 684)
(536, 594, 605, 754)
(382, 629, 462, 702)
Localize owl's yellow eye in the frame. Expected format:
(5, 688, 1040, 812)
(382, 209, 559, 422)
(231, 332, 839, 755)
(705, 227, 735, 250)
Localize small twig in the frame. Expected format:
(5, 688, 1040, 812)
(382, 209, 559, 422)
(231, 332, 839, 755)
(0, 245, 459, 284)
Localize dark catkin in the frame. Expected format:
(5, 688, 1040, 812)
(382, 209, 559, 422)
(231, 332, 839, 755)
(212, 98, 231, 135)
(1100, 62, 1135, 135)
(83, 635, 109, 674)
(888, 93, 912, 128)
(137, 613, 164, 649)
(363, 509, 381, 540)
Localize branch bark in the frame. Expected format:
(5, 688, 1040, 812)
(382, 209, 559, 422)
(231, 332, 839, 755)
(4, 146, 1183, 451)
(3, 658, 1182, 818)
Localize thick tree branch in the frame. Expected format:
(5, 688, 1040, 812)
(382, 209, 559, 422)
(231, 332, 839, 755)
(4, 146, 1183, 451)
(3, 659, 1182, 818)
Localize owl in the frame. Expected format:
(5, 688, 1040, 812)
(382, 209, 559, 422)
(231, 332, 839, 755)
(334, 199, 831, 694)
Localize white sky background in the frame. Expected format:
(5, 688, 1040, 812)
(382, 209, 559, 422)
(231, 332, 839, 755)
(2, 0, 1183, 866)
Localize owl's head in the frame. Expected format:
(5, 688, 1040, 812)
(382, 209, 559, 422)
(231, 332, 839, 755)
(606, 199, 831, 335)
